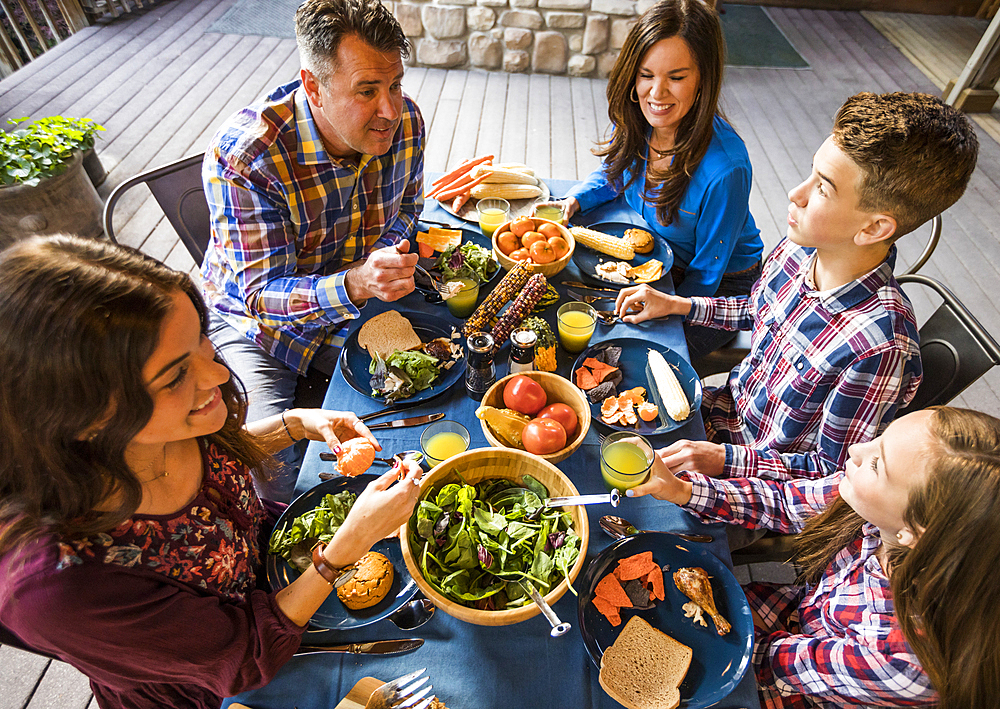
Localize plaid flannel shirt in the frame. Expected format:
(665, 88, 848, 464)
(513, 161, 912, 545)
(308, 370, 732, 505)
(201, 80, 424, 374)
(683, 473, 935, 707)
(688, 238, 921, 480)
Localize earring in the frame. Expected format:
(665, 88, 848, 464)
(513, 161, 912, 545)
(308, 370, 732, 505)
(629, 86, 639, 103)
(895, 531, 904, 541)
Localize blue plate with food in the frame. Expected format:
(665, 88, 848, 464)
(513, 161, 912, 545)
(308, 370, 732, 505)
(410, 225, 502, 298)
(571, 221, 673, 289)
(578, 532, 753, 709)
(340, 310, 465, 404)
(266, 474, 417, 630)
(573, 338, 701, 436)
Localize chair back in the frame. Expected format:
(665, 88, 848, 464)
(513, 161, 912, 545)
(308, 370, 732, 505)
(103, 153, 211, 264)
(897, 274, 1000, 415)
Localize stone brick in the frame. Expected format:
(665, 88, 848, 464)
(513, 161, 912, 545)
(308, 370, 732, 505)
(610, 18, 636, 49)
(478, 0, 508, 7)
(510, 0, 538, 7)
(447, 0, 477, 6)
(422, 5, 466, 37)
(591, 0, 635, 15)
(467, 6, 496, 30)
(545, 11, 584, 28)
(499, 9, 543, 28)
(504, 49, 530, 72)
(417, 38, 468, 66)
(469, 32, 503, 68)
(504, 27, 533, 49)
(582, 14, 608, 55)
(395, 3, 423, 36)
(532, 30, 567, 73)
(537, 0, 589, 9)
(569, 33, 582, 52)
(597, 49, 618, 77)
(636, 0, 657, 13)
(568, 53, 596, 76)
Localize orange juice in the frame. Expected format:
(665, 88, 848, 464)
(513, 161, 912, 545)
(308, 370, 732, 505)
(601, 441, 651, 491)
(423, 431, 468, 467)
(557, 309, 596, 353)
(478, 208, 507, 238)
(445, 277, 479, 318)
(534, 205, 567, 226)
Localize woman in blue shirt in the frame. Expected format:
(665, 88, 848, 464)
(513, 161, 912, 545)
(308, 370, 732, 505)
(552, 0, 763, 361)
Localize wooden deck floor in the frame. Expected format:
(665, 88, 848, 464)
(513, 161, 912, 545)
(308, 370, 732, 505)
(2, 2, 1000, 705)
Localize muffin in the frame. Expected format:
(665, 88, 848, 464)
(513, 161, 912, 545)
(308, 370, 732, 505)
(337, 551, 395, 609)
(625, 228, 654, 254)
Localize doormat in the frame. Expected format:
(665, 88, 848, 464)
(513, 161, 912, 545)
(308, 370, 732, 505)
(208, 1, 808, 69)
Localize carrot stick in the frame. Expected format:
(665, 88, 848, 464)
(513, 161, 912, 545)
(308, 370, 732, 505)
(436, 172, 489, 201)
(452, 192, 471, 212)
(430, 154, 494, 189)
(428, 172, 474, 200)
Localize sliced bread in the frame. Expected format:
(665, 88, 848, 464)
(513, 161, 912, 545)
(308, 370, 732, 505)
(599, 616, 692, 709)
(357, 311, 422, 360)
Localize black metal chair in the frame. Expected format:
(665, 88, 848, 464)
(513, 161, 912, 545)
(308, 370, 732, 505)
(103, 153, 210, 264)
(693, 214, 943, 379)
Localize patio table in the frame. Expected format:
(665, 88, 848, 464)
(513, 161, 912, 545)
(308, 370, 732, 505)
(224, 179, 760, 709)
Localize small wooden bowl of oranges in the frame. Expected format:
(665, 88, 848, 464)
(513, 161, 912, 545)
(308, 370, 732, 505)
(492, 216, 575, 278)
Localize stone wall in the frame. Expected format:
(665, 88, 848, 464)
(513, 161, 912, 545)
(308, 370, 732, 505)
(390, 0, 658, 77)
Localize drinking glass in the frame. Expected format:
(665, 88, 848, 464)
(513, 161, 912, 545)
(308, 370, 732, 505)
(420, 420, 471, 469)
(444, 277, 480, 318)
(556, 302, 597, 353)
(600, 432, 653, 492)
(477, 198, 510, 239)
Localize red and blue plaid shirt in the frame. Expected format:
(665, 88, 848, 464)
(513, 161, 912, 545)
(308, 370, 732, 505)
(688, 238, 921, 480)
(201, 80, 424, 374)
(684, 473, 935, 707)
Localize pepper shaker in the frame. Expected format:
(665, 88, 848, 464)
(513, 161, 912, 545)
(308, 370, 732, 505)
(465, 332, 496, 401)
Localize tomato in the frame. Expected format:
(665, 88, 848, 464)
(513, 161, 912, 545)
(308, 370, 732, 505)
(520, 231, 545, 249)
(497, 231, 521, 256)
(522, 418, 567, 455)
(537, 222, 562, 240)
(529, 239, 555, 264)
(503, 374, 547, 416)
(508, 248, 530, 262)
(510, 216, 535, 238)
(547, 236, 569, 259)
(538, 402, 578, 438)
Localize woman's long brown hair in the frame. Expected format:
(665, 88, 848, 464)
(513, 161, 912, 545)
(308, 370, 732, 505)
(795, 407, 1000, 709)
(597, 0, 726, 227)
(0, 235, 272, 556)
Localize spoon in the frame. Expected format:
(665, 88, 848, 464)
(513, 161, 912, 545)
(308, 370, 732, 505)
(318, 450, 423, 480)
(389, 595, 436, 630)
(546, 489, 620, 508)
(599, 514, 714, 544)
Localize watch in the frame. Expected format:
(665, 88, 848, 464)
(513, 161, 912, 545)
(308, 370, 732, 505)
(311, 543, 357, 588)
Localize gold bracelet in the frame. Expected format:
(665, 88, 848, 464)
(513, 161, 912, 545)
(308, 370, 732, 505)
(280, 410, 296, 443)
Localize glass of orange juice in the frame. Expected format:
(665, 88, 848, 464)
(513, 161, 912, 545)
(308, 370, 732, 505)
(600, 432, 653, 492)
(477, 198, 510, 239)
(533, 202, 568, 226)
(420, 420, 471, 469)
(557, 302, 597, 353)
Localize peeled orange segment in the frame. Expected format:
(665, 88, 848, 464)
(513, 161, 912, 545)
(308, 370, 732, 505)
(622, 410, 638, 425)
(627, 386, 646, 403)
(601, 395, 620, 418)
(638, 401, 659, 421)
(617, 392, 634, 411)
(602, 412, 623, 425)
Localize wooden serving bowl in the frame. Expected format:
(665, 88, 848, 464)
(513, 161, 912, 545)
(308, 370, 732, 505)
(479, 371, 591, 464)
(492, 217, 575, 278)
(399, 447, 590, 626)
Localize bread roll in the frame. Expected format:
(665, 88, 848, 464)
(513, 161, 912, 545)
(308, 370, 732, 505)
(625, 228, 654, 255)
(599, 616, 692, 709)
(337, 552, 394, 610)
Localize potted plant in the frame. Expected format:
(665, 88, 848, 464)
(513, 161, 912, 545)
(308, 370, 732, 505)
(0, 116, 106, 245)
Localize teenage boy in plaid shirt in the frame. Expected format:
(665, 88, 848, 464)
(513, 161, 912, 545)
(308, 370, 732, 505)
(200, 0, 422, 501)
(615, 92, 978, 481)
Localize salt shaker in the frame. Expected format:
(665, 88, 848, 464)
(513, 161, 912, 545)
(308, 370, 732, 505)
(508, 328, 537, 374)
(465, 332, 496, 401)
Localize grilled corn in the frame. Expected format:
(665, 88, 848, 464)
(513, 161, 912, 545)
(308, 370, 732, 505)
(471, 183, 543, 200)
(570, 227, 635, 260)
(648, 349, 690, 421)
(462, 262, 531, 336)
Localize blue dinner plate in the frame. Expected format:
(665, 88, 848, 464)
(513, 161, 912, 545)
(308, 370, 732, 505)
(571, 220, 674, 289)
(340, 310, 466, 404)
(574, 338, 702, 436)
(410, 225, 502, 297)
(578, 532, 753, 709)
(266, 475, 417, 630)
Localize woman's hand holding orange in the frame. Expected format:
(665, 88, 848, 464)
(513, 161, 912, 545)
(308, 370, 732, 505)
(287, 409, 382, 453)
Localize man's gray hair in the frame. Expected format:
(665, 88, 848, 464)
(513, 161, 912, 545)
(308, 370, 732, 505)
(295, 0, 410, 85)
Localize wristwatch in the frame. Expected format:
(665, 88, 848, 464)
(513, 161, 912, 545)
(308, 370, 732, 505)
(311, 543, 357, 588)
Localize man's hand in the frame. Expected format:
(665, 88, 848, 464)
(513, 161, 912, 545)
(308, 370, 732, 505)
(659, 439, 726, 478)
(614, 284, 692, 324)
(345, 240, 418, 304)
(626, 448, 693, 504)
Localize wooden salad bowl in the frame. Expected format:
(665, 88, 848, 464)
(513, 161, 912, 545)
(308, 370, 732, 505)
(492, 217, 575, 278)
(399, 447, 590, 626)
(480, 371, 591, 464)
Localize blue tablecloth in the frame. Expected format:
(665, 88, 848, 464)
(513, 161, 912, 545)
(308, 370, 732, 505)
(226, 180, 760, 709)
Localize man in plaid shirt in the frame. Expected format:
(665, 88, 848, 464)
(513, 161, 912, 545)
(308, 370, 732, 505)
(615, 92, 978, 481)
(200, 0, 422, 500)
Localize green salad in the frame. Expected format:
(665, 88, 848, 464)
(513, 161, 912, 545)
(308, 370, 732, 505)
(409, 475, 582, 610)
(436, 242, 499, 284)
(369, 349, 441, 402)
(269, 491, 356, 572)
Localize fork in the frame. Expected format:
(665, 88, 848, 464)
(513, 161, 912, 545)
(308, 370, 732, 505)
(593, 309, 620, 325)
(365, 668, 434, 709)
(414, 264, 458, 299)
(567, 290, 616, 304)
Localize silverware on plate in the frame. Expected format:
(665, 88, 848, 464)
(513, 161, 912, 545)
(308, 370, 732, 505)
(599, 514, 714, 544)
(560, 280, 620, 294)
(293, 638, 424, 656)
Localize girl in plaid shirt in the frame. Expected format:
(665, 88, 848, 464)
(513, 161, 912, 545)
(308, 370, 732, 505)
(629, 406, 1000, 708)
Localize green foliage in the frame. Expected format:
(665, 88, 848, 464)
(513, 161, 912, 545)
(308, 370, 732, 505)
(0, 116, 105, 187)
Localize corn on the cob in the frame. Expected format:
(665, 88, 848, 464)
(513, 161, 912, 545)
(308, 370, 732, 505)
(569, 226, 635, 260)
(471, 183, 543, 200)
(462, 262, 531, 336)
(647, 349, 690, 421)
(490, 274, 548, 351)
(472, 165, 538, 185)
(496, 163, 535, 175)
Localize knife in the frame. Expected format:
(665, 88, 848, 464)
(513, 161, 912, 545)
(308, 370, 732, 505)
(360, 407, 410, 423)
(293, 638, 424, 656)
(367, 413, 445, 430)
(567, 289, 616, 302)
(560, 280, 620, 294)
(418, 218, 463, 229)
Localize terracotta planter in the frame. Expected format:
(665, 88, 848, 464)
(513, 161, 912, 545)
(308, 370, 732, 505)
(0, 152, 104, 246)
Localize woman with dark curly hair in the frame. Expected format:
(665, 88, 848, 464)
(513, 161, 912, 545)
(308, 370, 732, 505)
(0, 235, 421, 709)
(548, 0, 763, 360)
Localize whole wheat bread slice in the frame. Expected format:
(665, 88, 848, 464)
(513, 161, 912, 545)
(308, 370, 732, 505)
(599, 616, 692, 709)
(357, 311, 422, 360)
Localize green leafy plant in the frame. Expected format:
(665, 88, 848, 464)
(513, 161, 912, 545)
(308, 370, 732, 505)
(0, 116, 105, 187)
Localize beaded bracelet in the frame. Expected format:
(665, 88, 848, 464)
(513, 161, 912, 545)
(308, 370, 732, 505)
(280, 410, 296, 444)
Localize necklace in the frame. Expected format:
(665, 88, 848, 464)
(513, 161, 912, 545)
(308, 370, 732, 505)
(135, 447, 169, 484)
(648, 142, 673, 158)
